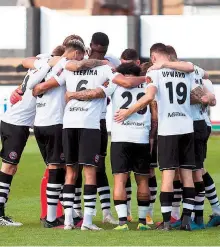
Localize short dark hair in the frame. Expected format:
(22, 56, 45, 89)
(52, 45, 65, 56)
(140, 62, 153, 76)
(121, 48, 139, 61)
(150, 43, 168, 56)
(117, 62, 141, 76)
(62, 34, 84, 46)
(166, 45, 178, 61)
(65, 39, 85, 53)
(91, 32, 109, 47)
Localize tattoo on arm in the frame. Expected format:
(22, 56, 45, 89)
(69, 88, 106, 101)
(76, 59, 105, 71)
(149, 100, 158, 139)
(190, 87, 205, 105)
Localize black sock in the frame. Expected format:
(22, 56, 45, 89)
(160, 192, 173, 223)
(149, 176, 157, 208)
(194, 181, 205, 224)
(0, 171, 13, 217)
(182, 187, 195, 226)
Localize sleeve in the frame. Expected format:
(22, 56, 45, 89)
(99, 80, 117, 97)
(203, 79, 214, 94)
(194, 65, 205, 78)
(28, 63, 51, 89)
(50, 58, 68, 86)
(145, 70, 158, 89)
(104, 65, 120, 81)
(53, 70, 66, 86)
(33, 58, 50, 70)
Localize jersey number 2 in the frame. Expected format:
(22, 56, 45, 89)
(166, 82, 187, 105)
(120, 92, 147, 115)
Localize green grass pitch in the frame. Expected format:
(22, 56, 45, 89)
(0, 136, 220, 246)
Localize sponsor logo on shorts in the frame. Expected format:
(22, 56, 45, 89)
(60, 153, 65, 161)
(9, 151, 18, 160)
(168, 112, 186, 118)
(94, 154, 99, 163)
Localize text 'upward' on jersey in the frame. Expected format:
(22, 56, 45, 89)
(53, 65, 118, 129)
(146, 69, 198, 136)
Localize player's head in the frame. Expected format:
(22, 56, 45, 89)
(62, 34, 85, 46)
(117, 62, 141, 77)
(120, 48, 140, 66)
(140, 62, 153, 76)
(51, 45, 65, 57)
(166, 45, 178, 62)
(150, 43, 169, 64)
(90, 32, 109, 55)
(64, 39, 86, 61)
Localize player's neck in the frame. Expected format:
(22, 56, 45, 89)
(89, 52, 105, 60)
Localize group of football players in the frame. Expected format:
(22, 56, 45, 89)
(0, 31, 220, 231)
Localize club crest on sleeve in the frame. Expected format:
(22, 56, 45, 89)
(9, 151, 18, 160)
(56, 69, 63, 77)
(103, 80, 109, 88)
(146, 76, 153, 84)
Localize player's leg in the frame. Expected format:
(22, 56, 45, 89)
(192, 121, 207, 228)
(111, 142, 130, 230)
(179, 132, 197, 231)
(202, 125, 220, 226)
(62, 128, 79, 230)
(171, 169, 182, 222)
(0, 121, 29, 226)
(97, 119, 117, 224)
(133, 143, 151, 230)
(74, 167, 83, 218)
(156, 135, 178, 230)
(125, 176, 132, 221)
(80, 129, 102, 231)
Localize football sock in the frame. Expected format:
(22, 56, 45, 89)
(171, 180, 182, 220)
(74, 171, 82, 216)
(0, 171, 13, 217)
(114, 200, 127, 225)
(194, 181, 205, 225)
(149, 175, 157, 217)
(138, 200, 150, 225)
(126, 177, 132, 217)
(160, 192, 173, 223)
(40, 168, 49, 219)
(182, 187, 195, 226)
(63, 184, 75, 226)
(83, 185, 97, 226)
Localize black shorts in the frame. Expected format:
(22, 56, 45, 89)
(193, 120, 207, 170)
(158, 133, 195, 171)
(204, 125, 211, 160)
(111, 142, 151, 175)
(62, 128, 101, 166)
(34, 124, 65, 165)
(150, 138, 158, 168)
(0, 121, 30, 165)
(100, 119, 108, 157)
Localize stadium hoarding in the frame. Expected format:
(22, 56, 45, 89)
(40, 7, 128, 58)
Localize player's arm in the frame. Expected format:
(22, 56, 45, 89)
(65, 59, 108, 71)
(149, 100, 158, 153)
(10, 86, 23, 105)
(148, 61, 194, 73)
(32, 77, 60, 96)
(65, 88, 106, 102)
(114, 86, 157, 123)
(202, 85, 216, 106)
(190, 86, 210, 105)
(112, 74, 145, 88)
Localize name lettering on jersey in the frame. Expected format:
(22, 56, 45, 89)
(168, 112, 186, 118)
(137, 83, 144, 88)
(72, 70, 98, 76)
(162, 71, 185, 78)
(36, 103, 46, 108)
(195, 79, 202, 85)
(122, 121, 145, 127)
(69, 107, 88, 112)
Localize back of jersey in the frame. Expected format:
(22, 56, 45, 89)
(147, 69, 194, 136)
(61, 65, 116, 129)
(111, 82, 151, 144)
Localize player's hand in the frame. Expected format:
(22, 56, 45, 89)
(147, 62, 164, 72)
(201, 95, 209, 105)
(114, 109, 129, 123)
(65, 91, 74, 103)
(10, 89, 23, 105)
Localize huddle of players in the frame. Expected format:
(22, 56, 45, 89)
(0, 31, 220, 231)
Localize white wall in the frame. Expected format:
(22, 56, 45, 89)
(40, 7, 128, 58)
(0, 7, 26, 49)
(141, 15, 220, 59)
